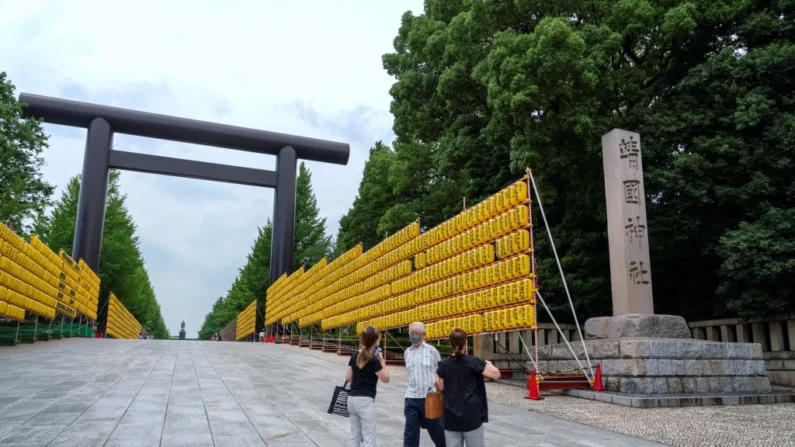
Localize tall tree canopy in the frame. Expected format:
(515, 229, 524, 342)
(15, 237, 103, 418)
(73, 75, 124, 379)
(293, 163, 332, 270)
(35, 172, 169, 338)
(335, 0, 795, 320)
(0, 72, 54, 235)
(198, 162, 331, 339)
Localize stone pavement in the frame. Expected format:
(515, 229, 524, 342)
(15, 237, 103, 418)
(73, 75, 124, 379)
(488, 382, 795, 447)
(0, 339, 663, 447)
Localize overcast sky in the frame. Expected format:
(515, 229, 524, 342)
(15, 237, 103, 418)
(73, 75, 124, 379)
(1, 0, 424, 337)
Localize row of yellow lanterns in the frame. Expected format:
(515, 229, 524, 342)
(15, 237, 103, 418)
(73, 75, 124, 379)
(236, 300, 257, 340)
(108, 293, 142, 339)
(424, 205, 529, 266)
(276, 218, 442, 327)
(422, 181, 529, 250)
(0, 227, 99, 321)
(293, 258, 412, 326)
(335, 277, 535, 333)
(272, 179, 534, 333)
(318, 254, 531, 330)
(356, 303, 537, 341)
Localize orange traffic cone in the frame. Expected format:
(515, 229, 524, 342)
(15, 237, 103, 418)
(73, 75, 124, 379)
(526, 369, 542, 400)
(592, 363, 605, 391)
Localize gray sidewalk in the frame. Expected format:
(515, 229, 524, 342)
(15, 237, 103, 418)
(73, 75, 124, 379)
(0, 339, 664, 446)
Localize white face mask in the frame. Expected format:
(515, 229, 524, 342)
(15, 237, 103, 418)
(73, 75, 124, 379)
(409, 333, 423, 345)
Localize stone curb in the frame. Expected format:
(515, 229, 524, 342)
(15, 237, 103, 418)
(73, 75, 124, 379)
(563, 389, 795, 408)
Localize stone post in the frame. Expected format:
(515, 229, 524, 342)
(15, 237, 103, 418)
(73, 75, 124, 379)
(720, 325, 736, 343)
(736, 324, 751, 343)
(751, 323, 770, 351)
(769, 322, 785, 352)
(537, 328, 546, 346)
(602, 129, 654, 315)
(547, 328, 559, 345)
(473, 334, 494, 359)
(522, 329, 534, 351)
(509, 332, 521, 354)
(494, 334, 507, 354)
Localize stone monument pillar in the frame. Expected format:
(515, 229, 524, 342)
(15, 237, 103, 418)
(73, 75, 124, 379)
(602, 129, 653, 315)
(585, 129, 690, 340)
(179, 321, 186, 340)
(545, 128, 772, 398)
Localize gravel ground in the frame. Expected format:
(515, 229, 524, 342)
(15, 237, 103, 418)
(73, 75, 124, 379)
(297, 346, 795, 446)
(486, 381, 795, 447)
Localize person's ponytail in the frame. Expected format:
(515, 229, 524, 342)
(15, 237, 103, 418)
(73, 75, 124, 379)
(449, 328, 467, 360)
(357, 326, 379, 369)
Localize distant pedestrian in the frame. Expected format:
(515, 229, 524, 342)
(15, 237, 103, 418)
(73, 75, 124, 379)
(346, 326, 390, 447)
(435, 329, 501, 447)
(403, 322, 445, 447)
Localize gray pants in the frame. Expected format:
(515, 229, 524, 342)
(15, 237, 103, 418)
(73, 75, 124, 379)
(445, 425, 486, 447)
(347, 396, 377, 447)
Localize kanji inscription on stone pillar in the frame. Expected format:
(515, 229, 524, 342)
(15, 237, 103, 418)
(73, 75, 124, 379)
(602, 129, 654, 315)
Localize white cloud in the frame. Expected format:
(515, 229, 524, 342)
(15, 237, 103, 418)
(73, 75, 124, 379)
(1, 0, 423, 336)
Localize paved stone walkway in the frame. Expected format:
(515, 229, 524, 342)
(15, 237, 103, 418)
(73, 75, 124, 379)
(0, 339, 663, 446)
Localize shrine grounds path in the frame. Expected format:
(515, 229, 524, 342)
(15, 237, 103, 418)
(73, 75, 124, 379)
(0, 339, 788, 447)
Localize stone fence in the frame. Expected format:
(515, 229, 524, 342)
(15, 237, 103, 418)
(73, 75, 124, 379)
(688, 314, 794, 386)
(476, 323, 583, 372)
(478, 315, 795, 387)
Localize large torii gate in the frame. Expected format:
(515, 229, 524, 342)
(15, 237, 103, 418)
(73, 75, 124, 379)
(20, 93, 349, 331)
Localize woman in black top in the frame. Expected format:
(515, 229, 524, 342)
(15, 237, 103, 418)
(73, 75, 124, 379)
(435, 328, 501, 447)
(345, 326, 390, 447)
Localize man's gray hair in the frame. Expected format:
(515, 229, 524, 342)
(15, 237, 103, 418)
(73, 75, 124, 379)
(409, 322, 425, 332)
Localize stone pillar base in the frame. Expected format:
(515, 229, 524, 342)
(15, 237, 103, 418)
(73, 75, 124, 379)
(537, 338, 771, 395)
(585, 314, 691, 340)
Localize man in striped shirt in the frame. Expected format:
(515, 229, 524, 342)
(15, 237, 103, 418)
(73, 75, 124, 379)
(403, 322, 446, 447)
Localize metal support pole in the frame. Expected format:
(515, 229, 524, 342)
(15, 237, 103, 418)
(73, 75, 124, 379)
(529, 173, 593, 381)
(527, 173, 540, 379)
(72, 118, 113, 272)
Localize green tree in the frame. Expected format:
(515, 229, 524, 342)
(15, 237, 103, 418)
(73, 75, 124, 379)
(0, 72, 54, 235)
(36, 172, 169, 338)
(335, 140, 464, 253)
(717, 208, 795, 317)
(293, 162, 332, 270)
(198, 296, 232, 340)
(373, 0, 795, 320)
(336, 142, 400, 251)
(636, 6, 795, 318)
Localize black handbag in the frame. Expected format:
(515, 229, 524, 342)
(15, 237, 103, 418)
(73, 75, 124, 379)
(327, 381, 351, 417)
